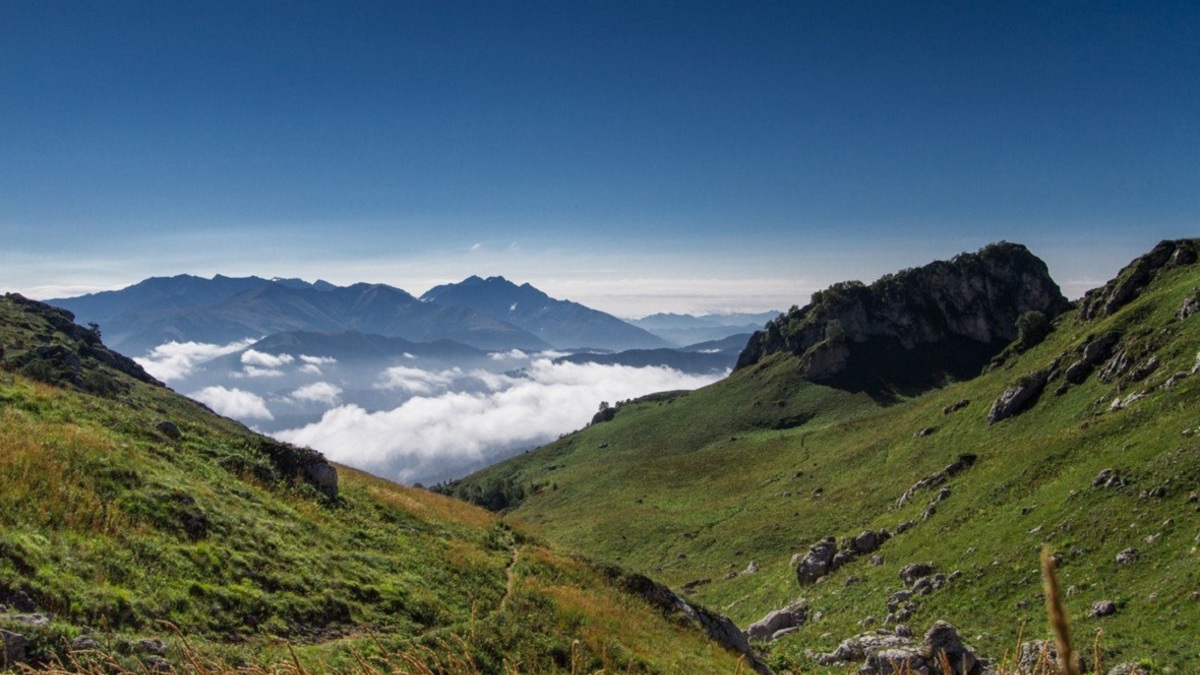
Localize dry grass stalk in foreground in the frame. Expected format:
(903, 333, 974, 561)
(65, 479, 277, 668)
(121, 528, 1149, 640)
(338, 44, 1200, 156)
(1041, 546, 1079, 675)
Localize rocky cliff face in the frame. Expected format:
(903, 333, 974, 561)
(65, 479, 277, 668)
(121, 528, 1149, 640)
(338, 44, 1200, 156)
(1077, 239, 1199, 322)
(735, 243, 1071, 393)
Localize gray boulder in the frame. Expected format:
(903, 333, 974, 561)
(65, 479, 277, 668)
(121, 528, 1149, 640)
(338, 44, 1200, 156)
(923, 621, 978, 674)
(155, 420, 182, 440)
(304, 461, 339, 500)
(1116, 547, 1140, 564)
(1093, 468, 1127, 489)
(943, 399, 970, 414)
(988, 369, 1049, 424)
(771, 626, 801, 641)
(137, 638, 168, 654)
(851, 530, 885, 555)
(6, 591, 35, 613)
(10, 613, 51, 627)
(866, 647, 927, 674)
(1, 630, 28, 667)
(1091, 599, 1117, 617)
(1177, 289, 1200, 321)
(813, 633, 911, 665)
(1063, 332, 1121, 384)
(899, 562, 935, 587)
(1018, 639, 1088, 673)
(812, 621, 981, 674)
(71, 635, 103, 651)
(745, 599, 807, 642)
(796, 537, 839, 584)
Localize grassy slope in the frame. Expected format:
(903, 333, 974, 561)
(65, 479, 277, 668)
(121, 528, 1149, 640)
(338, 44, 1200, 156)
(458, 254, 1200, 671)
(0, 296, 742, 673)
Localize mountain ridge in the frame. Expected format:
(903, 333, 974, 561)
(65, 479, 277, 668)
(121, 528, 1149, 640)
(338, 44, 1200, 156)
(421, 275, 671, 351)
(49, 276, 552, 355)
(446, 239, 1200, 671)
(630, 311, 779, 347)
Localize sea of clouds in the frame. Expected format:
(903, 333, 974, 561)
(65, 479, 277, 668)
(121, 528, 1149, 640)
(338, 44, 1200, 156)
(137, 342, 724, 484)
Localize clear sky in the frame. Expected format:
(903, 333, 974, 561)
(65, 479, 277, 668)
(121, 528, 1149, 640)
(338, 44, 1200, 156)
(2, 1, 1197, 317)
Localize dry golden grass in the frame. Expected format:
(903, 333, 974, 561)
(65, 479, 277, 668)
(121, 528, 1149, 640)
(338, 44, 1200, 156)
(0, 410, 135, 535)
(348, 466, 500, 532)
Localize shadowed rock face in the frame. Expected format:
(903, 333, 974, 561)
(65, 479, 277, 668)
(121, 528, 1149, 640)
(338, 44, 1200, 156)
(735, 243, 1071, 396)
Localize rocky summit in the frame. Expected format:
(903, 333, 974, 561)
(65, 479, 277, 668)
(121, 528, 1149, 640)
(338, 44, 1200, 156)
(735, 242, 1071, 396)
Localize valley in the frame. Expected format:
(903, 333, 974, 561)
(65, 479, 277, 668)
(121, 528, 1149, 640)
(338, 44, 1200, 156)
(447, 240, 1200, 672)
(49, 276, 747, 485)
(2, 239, 1198, 673)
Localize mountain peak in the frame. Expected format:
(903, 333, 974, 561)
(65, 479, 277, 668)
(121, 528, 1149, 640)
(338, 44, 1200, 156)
(419, 277, 670, 351)
(736, 242, 1070, 396)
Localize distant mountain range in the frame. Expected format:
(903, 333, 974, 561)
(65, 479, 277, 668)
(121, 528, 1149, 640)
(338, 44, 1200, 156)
(48, 275, 546, 355)
(628, 311, 778, 346)
(420, 275, 670, 351)
(48, 275, 764, 363)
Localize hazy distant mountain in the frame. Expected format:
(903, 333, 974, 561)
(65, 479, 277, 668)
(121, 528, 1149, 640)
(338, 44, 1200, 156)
(50, 276, 550, 355)
(680, 333, 753, 355)
(629, 311, 779, 346)
(553, 348, 733, 374)
(420, 275, 671, 351)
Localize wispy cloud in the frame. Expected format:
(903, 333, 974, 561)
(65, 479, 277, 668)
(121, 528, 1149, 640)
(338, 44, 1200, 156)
(489, 349, 529, 361)
(135, 338, 257, 381)
(191, 385, 274, 420)
(276, 359, 723, 483)
(373, 365, 458, 395)
(241, 350, 295, 368)
(291, 381, 343, 405)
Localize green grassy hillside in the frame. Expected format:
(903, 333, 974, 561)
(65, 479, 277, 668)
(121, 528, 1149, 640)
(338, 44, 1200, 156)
(0, 294, 745, 673)
(450, 240, 1200, 671)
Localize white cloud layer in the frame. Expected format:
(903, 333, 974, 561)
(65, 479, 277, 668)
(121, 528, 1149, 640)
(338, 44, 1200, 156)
(276, 359, 723, 483)
(291, 381, 343, 405)
(241, 350, 295, 368)
(373, 365, 458, 395)
(489, 349, 529, 361)
(135, 338, 257, 381)
(191, 385, 274, 420)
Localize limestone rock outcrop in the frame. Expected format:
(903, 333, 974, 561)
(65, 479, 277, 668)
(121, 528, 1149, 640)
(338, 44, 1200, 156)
(1078, 239, 1199, 321)
(736, 243, 1070, 394)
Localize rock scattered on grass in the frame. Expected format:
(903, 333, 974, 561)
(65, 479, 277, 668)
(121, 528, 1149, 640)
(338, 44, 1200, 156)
(155, 420, 182, 440)
(70, 636, 102, 651)
(899, 562, 934, 586)
(1, 629, 29, 667)
(744, 598, 807, 643)
(812, 620, 982, 674)
(1116, 547, 1140, 564)
(1093, 468, 1127, 489)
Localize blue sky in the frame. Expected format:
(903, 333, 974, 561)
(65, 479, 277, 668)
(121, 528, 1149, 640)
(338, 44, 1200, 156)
(2, 1, 1197, 316)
